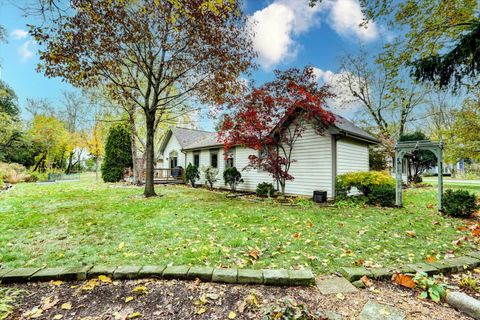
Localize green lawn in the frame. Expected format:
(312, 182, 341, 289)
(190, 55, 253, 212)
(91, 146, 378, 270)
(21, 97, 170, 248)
(0, 175, 478, 274)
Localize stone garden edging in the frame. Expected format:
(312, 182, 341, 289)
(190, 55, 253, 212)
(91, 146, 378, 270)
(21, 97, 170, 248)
(0, 265, 315, 286)
(339, 251, 480, 283)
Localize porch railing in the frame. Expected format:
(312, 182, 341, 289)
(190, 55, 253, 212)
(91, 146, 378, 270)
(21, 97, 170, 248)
(152, 167, 184, 182)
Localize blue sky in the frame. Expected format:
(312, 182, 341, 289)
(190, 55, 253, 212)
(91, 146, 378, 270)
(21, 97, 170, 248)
(0, 0, 385, 125)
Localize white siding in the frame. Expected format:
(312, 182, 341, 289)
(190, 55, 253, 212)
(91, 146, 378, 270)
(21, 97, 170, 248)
(186, 148, 225, 187)
(235, 146, 274, 191)
(336, 138, 369, 175)
(283, 126, 333, 197)
(162, 134, 186, 169)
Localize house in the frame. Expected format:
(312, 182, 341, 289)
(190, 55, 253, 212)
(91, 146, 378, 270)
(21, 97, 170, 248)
(159, 115, 378, 198)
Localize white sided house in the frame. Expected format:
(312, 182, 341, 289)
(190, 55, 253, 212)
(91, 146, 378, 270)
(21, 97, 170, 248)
(159, 115, 378, 198)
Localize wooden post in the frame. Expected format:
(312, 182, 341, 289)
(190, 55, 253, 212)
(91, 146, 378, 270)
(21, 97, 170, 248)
(437, 146, 443, 211)
(395, 150, 403, 207)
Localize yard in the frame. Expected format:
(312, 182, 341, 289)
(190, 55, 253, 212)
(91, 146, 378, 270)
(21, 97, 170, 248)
(0, 175, 479, 274)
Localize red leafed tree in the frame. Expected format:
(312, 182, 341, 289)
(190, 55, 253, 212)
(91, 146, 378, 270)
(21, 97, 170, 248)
(219, 67, 335, 195)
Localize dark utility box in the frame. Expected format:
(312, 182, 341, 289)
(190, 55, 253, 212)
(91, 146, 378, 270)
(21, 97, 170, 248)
(313, 190, 327, 203)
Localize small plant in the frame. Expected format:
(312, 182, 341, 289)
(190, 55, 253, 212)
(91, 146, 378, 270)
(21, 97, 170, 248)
(185, 163, 200, 187)
(413, 272, 447, 303)
(201, 165, 218, 189)
(443, 189, 479, 218)
(367, 185, 395, 207)
(223, 166, 244, 191)
(458, 272, 480, 293)
(256, 182, 275, 197)
(263, 298, 325, 320)
(0, 287, 23, 320)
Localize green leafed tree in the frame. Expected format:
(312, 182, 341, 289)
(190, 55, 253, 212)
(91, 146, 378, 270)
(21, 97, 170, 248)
(101, 124, 133, 182)
(0, 80, 20, 118)
(399, 131, 437, 182)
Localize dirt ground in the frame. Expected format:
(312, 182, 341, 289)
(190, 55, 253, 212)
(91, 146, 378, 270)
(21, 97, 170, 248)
(2, 275, 475, 320)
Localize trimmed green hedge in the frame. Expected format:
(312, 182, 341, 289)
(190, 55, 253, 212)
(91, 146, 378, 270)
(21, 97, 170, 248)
(443, 189, 479, 218)
(336, 171, 395, 196)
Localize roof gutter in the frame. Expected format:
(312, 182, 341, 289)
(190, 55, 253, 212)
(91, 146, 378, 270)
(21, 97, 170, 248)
(337, 130, 379, 144)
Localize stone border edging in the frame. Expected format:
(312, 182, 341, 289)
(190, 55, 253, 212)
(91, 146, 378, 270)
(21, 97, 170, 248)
(340, 251, 480, 283)
(0, 265, 315, 286)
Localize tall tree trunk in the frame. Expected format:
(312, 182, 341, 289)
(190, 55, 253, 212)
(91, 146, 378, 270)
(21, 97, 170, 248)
(129, 114, 138, 185)
(66, 151, 74, 174)
(144, 113, 156, 197)
(95, 157, 99, 181)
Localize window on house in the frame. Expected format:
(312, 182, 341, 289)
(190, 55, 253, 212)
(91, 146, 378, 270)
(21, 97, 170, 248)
(225, 151, 234, 168)
(226, 157, 234, 168)
(193, 153, 200, 168)
(211, 152, 218, 168)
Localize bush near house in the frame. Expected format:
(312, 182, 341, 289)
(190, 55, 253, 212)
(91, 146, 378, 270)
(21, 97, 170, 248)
(443, 189, 479, 218)
(101, 124, 132, 183)
(336, 171, 395, 196)
(185, 163, 200, 187)
(256, 182, 275, 197)
(223, 167, 243, 191)
(202, 165, 218, 189)
(367, 185, 396, 207)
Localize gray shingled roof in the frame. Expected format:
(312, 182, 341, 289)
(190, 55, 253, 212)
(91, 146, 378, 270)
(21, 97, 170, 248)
(171, 127, 216, 149)
(183, 132, 221, 150)
(333, 115, 379, 143)
(163, 114, 378, 152)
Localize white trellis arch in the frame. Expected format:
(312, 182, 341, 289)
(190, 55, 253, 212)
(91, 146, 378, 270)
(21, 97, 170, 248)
(394, 140, 444, 210)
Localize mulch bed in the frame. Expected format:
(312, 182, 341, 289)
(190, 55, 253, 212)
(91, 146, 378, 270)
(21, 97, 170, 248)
(2, 276, 472, 320)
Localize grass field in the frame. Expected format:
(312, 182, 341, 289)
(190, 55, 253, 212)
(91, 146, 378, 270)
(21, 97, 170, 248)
(0, 174, 478, 274)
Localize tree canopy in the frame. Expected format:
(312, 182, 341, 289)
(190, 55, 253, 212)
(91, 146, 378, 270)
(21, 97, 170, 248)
(32, 0, 255, 196)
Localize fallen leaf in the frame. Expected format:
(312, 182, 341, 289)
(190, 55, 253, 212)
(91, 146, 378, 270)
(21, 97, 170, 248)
(336, 293, 345, 300)
(473, 268, 480, 274)
(249, 250, 260, 260)
(125, 296, 134, 303)
(472, 227, 480, 237)
(81, 279, 98, 290)
(128, 312, 142, 319)
(98, 275, 112, 283)
(24, 307, 43, 319)
(228, 311, 237, 319)
(393, 273, 415, 289)
(426, 256, 436, 263)
(132, 286, 148, 295)
(292, 232, 301, 239)
(457, 226, 469, 231)
(406, 231, 416, 238)
(53, 315, 63, 320)
(426, 204, 434, 209)
(61, 302, 72, 310)
(41, 297, 59, 310)
(307, 222, 314, 228)
(51, 280, 63, 286)
(118, 242, 125, 250)
(360, 275, 373, 287)
(354, 259, 365, 266)
(195, 307, 207, 315)
(206, 293, 220, 300)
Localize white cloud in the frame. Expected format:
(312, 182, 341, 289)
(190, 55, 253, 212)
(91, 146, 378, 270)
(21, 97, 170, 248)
(19, 40, 36, 61)
(327, 0, 378, 42)
(313, 67, 362, 115)
(250, 0, 324, 69)
(11, 29, 29, 40)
